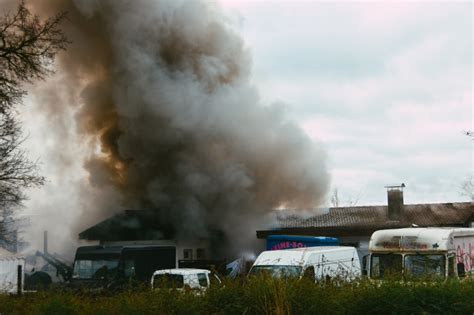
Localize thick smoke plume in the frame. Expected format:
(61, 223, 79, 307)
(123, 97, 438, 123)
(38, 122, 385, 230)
(16, 0, 329, 256)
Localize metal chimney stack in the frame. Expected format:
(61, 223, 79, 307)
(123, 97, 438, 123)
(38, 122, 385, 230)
(385, 184, 405, 221)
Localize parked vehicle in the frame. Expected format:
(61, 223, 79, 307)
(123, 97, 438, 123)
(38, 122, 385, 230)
(368, 227, 474, 280)
(71, 245, 176, 289)
(151, 268, 221, 291)
(266, 235, 338, 250)
(248, 246, 361, 281)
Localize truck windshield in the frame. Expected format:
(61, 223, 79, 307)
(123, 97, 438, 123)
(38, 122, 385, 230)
(370, 254, 402, 279)
(404, 255, 446, 279)
(73, 259, 119, 279)
(248, 265, 302, 278)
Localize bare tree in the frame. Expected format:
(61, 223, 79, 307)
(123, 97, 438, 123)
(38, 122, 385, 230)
(330, 188, 339, 207)
(0, 111, 44, 207)
(330, 187, 363, 207)
(460, 176, 473, 201)
(0, 206, 17, 249)
(0, 1, 68, 112)
(0, 2, 67, 249)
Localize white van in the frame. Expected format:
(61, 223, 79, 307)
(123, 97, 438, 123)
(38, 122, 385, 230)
(248, 246, 361, 281)
(151, 268, 221, 291)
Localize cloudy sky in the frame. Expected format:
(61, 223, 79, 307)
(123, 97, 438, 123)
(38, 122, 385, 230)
(219, 0, 473, 206)
(13, 0, 471, 254)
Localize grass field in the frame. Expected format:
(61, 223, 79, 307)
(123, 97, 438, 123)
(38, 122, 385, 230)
(0, 277, 473, 314)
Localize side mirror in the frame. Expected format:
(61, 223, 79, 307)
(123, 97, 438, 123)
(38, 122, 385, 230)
(457, 262, 466, 278)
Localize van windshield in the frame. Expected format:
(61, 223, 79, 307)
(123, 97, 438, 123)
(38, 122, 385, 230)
(370, 254, 402, 280)
(153, 274, 184, 289)
(249, 265, 302, 278)
(404, 254, 445, 279)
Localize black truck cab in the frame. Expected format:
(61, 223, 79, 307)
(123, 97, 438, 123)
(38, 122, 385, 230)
(72, 245, 176, 289)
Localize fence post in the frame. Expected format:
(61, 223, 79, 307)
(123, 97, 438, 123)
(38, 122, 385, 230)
(17, 264, 22, 296)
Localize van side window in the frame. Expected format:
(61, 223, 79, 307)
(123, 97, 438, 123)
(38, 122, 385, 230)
(197, 273, 208, 287)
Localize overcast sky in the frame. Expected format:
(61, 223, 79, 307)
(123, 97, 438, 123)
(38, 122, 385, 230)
(219, 0, 473, 206)
(14, 0, 471, 254)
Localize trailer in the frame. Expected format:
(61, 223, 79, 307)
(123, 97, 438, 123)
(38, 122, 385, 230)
(0, 248, 24, 294)
(368, 227, 474, 280)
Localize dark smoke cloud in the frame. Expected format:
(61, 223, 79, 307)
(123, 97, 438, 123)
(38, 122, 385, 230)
(16, 0, 329, 255)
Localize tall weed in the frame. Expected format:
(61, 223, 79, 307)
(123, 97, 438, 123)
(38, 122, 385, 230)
(0, 277, 472, 314)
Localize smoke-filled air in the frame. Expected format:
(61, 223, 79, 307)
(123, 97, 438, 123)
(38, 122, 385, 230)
(15, 0, 329, 256)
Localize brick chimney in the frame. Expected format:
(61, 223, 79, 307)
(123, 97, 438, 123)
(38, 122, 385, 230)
(385, 184, 405, 220)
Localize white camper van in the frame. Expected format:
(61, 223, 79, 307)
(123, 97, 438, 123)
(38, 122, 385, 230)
(368, 227, 474, 280)
(248, 246, 361, 281)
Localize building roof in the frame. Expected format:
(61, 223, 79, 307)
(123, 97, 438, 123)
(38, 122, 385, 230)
(79, 210, 175, 241)
(78, 209, 225, 243)
(257, 202, 473, 238)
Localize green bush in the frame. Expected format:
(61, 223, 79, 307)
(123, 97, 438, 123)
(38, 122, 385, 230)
(0, 278, 472, 315)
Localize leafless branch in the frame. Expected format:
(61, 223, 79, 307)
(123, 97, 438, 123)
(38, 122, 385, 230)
(0, 1, 68, 112)
(0, 2, 67, 249)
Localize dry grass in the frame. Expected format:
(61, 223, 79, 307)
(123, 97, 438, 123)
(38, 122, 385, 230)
(0, 277, 472, 314)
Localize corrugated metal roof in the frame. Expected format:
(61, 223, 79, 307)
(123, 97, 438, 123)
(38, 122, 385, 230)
(275, 202, 473, 229)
